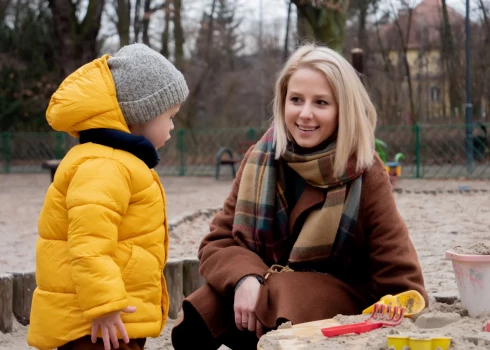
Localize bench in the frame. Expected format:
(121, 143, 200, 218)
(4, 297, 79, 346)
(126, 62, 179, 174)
(41, 159, 61, 182)
(215, 140, 255, 180)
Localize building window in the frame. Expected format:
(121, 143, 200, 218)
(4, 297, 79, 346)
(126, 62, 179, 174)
(430, 86, 441, 102)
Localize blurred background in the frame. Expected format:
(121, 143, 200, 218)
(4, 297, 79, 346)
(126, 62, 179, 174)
(1, 0, 490, 178)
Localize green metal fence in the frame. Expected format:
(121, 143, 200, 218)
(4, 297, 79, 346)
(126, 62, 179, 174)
(1, 124, 489, 178)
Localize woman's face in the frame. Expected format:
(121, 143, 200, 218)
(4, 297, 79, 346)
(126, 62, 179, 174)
(284, 67, 339, 149)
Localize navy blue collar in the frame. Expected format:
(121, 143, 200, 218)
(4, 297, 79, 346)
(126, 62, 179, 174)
(79, 128, 160, 169)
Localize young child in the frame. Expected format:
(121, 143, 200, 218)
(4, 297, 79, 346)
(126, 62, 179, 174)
(27, 44, 189, 350)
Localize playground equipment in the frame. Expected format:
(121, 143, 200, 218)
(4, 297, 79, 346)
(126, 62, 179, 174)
(375, 139, 405, 187)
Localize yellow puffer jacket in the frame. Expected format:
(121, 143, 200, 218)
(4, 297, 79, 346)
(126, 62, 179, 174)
(27, 55, 169, 349)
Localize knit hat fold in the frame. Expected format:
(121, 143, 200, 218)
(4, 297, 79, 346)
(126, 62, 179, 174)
(108, 43, 189, 125)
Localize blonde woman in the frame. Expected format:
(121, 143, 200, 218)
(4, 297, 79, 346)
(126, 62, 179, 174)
(171, 44, 428, 350)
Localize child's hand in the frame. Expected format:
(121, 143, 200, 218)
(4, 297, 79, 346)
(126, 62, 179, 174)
(91, 306, 136, 350)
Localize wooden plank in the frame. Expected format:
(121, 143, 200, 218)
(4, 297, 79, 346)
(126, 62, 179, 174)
(0, 273, 13, 333)
(183, 258, 205, 297)
(163, 259, 183, 319)
(12, 272, 36, 326)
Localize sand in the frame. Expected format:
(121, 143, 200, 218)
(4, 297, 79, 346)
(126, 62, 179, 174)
(0, 317, 177, 350)
(260, 302, 490, 350)
(453, 242, 490, 255)
(0, 174, 234, 273)
(2, 175, 490, 349)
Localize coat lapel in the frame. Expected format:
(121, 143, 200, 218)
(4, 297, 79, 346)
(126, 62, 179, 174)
(289, 184, 325, 236)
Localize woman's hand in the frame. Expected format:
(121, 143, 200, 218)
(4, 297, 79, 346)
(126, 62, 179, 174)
(234, 276, 265, 337)
(91, 306, 136, 350)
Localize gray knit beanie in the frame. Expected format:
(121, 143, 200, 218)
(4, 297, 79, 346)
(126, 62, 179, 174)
(107, 43, 189, 125)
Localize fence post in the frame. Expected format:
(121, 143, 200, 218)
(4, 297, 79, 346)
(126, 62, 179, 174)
(246, 127, 256, 141)
(55, 133, 64, 159)
(2, 132, 10, 173)
(414, 123, 421, 178)
(177, 129, 185, 176)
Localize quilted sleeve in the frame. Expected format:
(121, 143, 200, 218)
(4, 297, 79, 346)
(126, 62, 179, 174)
(65, 157, 132, 319)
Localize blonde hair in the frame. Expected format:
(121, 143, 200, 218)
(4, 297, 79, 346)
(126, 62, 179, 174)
(273, 44, 377, 177)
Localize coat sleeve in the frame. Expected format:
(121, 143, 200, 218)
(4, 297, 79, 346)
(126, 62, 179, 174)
(361, 158, 429, 306)
(198, 147, 270, 297)
(65, 158, 131, 319)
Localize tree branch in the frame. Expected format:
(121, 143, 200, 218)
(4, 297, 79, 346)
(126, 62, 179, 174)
(391, 0, 415, 123)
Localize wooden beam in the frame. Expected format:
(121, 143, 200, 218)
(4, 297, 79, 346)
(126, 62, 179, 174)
(183, 258, 205, 297)
(12, 272, 36, 326)
(0, 273, 13, 333)
(163, 259, 183, 319)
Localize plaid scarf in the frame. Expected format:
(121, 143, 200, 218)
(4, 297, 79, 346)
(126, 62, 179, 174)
(232, 128, 363, 269)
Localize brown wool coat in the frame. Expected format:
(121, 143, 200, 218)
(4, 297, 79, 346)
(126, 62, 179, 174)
(180, 147, 428, 339)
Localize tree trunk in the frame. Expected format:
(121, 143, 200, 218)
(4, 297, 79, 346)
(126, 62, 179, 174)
(393, 6, 416, 124)
(284, 0, 292, 60)
(160, 0, 170, 57)
(374, 9, 399, 121)
(204, 0, 217, 61)
(478, 0, 490, 32)
(180, 0, 217, 128)
(133, 0, 142, 42)
(0, 0, 12, 22)
(79, 0, 105, 61)
(173, 0, 184, 71)
(48, 0, 105, 77)
(441, 0, 461, 115)
(477, 0, 490, 115)
(358, 2, 368, 52)
(142, 0, 151, 45)
(115, 0, 131, 47)
(48, 0, 79, 76)
(292, 0, 348, 52)
(296, 5, 314, 42)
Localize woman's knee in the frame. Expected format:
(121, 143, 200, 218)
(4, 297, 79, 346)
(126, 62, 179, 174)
(171, 302, 220, 350)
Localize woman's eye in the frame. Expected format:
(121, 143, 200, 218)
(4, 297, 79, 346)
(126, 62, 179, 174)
(290, 97, 300, 103)
(317, 100, 328, 106)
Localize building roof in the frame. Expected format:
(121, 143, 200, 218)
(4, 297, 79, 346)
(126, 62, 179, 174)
(379, 0, 465, 50)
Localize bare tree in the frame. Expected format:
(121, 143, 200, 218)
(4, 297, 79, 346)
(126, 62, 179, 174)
(48, 0, 105, 77)
(113, 0, 131, 46)
(142, 0, 151, 44)
(134, 0, 142, 41)
(291, 0, 349, 51)
(440, 0, 462, 115)
(391, 1, 416, 124)
(477, 0, 490, 31)
(160, 0, 170, 56)
(179, 0, 218, 128)
(370, 9, 402, 124)
(473, 0, 490, 119)
(284, 0, 292, 60)
(139, 0, 168, 46)
(173, 0, 184, 71)
(0, 0, 12, 21)
(350, 0, 379, 56)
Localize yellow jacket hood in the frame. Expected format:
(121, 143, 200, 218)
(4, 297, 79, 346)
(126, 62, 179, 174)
(46, 54, 130, 137)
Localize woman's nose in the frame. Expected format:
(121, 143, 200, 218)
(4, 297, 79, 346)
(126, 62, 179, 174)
(299, 103, 313, 119)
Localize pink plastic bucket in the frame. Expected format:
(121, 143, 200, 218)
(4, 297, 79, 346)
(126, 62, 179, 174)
(446, 250, 490, 317)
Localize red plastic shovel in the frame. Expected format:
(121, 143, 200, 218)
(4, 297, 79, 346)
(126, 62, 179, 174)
(321, 304, 405, 338)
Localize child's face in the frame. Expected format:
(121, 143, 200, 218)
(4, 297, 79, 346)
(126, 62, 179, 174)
(130, 104, 181, 149)
(284, 67, 338, 149)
